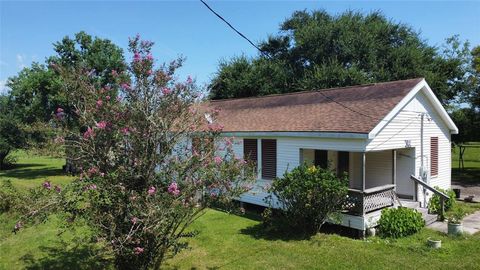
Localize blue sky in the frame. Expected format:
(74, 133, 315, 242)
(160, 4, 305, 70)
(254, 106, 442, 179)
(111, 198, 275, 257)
(1, 1, 479, 94)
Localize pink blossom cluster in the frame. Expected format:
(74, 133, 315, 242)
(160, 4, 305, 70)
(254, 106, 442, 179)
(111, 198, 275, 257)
(96, 121, 108, 129)
(213, 156, 223, 165)
(168, 182, 180, 196)
(147, 186, 156, 195)
(85, 184, 97, 191)
(134, 247, 144, 255)
(83, 127, 94, 139)
(42, 181, 52, 190)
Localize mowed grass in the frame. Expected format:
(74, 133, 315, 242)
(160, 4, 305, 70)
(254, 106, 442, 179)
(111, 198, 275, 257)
(452, 143, 480, 185)
(1, 151, 480, 269)
(0, 151, 74, 189)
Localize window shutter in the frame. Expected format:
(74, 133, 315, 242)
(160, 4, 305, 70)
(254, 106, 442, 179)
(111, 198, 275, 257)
(314, 150, 328, 169)
(243, 139, 258, 164)
(261, 139, 277, 180)
(430, 137, 438, 176)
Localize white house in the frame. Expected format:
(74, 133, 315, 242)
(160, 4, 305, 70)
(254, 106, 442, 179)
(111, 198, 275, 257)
(207, 78, 458, 234)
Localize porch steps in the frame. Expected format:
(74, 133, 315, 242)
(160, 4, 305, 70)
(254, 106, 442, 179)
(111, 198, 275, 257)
(398, 200, 438, 226)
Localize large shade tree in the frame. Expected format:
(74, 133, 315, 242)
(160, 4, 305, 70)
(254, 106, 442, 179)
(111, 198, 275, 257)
(210, 10, 472, 106)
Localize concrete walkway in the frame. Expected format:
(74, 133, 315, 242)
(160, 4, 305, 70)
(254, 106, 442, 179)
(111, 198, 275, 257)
(428, 210, 480, 234)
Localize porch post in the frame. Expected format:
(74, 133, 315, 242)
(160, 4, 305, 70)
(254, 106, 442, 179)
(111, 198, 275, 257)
(361, 152, 366, 215)
(392, 150, 397, 189)
(361, 152, 366, 191)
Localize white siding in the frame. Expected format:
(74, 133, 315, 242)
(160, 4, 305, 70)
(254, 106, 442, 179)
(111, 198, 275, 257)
(365, 151, 393, 189)
(367, 91, 452, 205)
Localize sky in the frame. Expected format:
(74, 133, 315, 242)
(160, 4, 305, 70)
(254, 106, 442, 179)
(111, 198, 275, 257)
(1, 0, 479, 94)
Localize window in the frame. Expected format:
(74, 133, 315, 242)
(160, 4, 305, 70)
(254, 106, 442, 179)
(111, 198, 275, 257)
(337, 151, 349, 175)
(243, 139, 258, 164)
(314, 150, 328, 169)
(430, 137, 438, 176)
(261, 139, 277, 179)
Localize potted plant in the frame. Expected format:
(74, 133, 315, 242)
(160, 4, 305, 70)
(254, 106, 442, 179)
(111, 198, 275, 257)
(446, 206, 466, 236)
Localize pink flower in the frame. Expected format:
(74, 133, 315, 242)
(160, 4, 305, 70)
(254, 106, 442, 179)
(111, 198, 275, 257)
(146, 53, 153, 61)
(56, 107, 64, 113)
(214, 156, 222, 165)
(106, 95, 111, 101)
(134, 247, 144, 255)
(96, 99, 103, 108)
(147, 186, 156, 195)
(120, 127, 130, 135)
(131, 217, 138, 224)
(186, 75, 193, 84)
(147, 70, 153, 75)
(96, 121, 107, 129)
(111, 70, 118, 77)
(121, 83, 131, 91)
(161, 87, 171, 95)
(168, 182, 180, 196)
(54, 185, 61, 193)
(42, 181, 52, 190)
(14, 221, 22, 232)
(133, 52, 141, 62)
(88, 167, 99, 176)
(83, 127, 94, 139)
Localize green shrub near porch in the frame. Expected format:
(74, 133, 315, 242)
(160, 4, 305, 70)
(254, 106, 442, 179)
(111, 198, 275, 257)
(378, 207, 425, 238)
(265, 164, 349, 233)
(428, 187, 456, 214)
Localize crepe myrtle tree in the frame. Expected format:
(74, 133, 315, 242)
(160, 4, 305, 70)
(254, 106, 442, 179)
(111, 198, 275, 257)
(15, 35, 255, 270)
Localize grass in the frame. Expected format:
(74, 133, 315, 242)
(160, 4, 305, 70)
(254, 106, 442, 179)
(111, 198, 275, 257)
(1, 151, 480, 269)
(452, 143, 480, 186)
(0, 151, 73, 190)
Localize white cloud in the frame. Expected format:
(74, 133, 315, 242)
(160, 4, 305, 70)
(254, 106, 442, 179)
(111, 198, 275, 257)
(16, 54, 27, 70)
(0, 80, 10, 95)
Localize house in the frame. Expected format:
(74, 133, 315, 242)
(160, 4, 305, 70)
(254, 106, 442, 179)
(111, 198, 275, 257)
(208, 78, 458, 234)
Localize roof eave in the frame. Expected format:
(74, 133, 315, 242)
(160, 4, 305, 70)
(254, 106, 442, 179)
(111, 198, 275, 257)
(220, 131, 369, 139)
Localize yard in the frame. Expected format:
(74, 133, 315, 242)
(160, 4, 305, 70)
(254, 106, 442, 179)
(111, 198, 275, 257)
(1, 151, 480, 269)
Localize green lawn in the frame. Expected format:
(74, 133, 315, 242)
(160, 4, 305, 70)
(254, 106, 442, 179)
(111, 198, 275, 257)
(0, 151, 74, 190)
(452, 143, 480, 185)
(1, 152, 480, 269)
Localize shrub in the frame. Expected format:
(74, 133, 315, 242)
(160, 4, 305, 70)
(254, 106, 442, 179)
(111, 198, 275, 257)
(15, 35, 256, 270)
(0, 180, 19, 213)
(266, 164, 349, 233)
(446, 205, 466, 224)
(378, 207, 425, 238)
(428, 187, 456, 214)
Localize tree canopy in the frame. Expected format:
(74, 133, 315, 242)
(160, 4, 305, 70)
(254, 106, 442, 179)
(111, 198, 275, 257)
(209, 10, 472, 106)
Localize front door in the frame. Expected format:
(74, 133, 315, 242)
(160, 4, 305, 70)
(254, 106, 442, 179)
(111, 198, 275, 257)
(396, 148, 416, 200)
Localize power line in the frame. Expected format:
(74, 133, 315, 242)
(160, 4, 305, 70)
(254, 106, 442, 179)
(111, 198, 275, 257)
(199, 0, 270, 58)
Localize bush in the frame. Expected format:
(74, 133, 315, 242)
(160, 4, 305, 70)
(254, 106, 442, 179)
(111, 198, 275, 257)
(265, 164, 348, 233)
(378, 207, 425, 238)
(428, 187, 456, 214)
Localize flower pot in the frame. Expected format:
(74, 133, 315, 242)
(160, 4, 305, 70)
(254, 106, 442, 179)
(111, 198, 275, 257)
(427, 238, 441, 249)
(448, 222, 463, 236)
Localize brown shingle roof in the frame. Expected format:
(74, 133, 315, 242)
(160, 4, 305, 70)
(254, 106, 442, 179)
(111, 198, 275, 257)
(207, 78, 423, 134)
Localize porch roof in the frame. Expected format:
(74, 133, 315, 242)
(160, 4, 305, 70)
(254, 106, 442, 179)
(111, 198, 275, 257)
(207, 78, 423, 134)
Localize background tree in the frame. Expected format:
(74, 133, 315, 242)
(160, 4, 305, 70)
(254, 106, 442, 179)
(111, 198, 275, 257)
(5, 31, 126, 152)
(210, 10, 471, 107)
(0, 95, 26, 169)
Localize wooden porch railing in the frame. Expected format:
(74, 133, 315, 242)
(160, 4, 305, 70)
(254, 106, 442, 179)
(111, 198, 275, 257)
(344, 184, 397, 216)
(410, 175, 449, 219)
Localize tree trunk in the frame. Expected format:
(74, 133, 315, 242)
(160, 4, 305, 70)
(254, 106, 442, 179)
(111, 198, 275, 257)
(0, 150, 10, 170)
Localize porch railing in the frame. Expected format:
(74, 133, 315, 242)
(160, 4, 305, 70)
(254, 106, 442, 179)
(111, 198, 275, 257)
(344, 184, 396, 216)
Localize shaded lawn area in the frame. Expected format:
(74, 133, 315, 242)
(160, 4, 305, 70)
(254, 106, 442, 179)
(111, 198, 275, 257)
(1, 152, 480, 269)
(2, 209, 480, 270)
(452, 143, 480, 186)
(0, 151, 73, 189)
